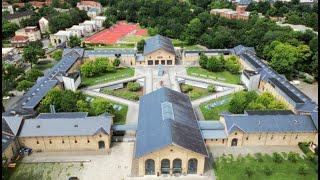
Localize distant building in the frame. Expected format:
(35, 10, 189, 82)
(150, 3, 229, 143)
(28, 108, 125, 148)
(67, 25, 86, 37)
(61, 71, 81, 92)
(15, 26, 41, 42)
(211, 5, 251, 21)
(2, 2, 14, 14)
(92, 16, 106, 29)
(10, 35, 29, 48)
(39, 17, 50, 34)
(79, 20, 97, 33)
(276, 22, 317, 34)
(3, 10, 34, 26)
(50, 30, 72, 46)
(77, 1, 102, 13)
(240, 69, 260, 91)
(87, 7, 99, 19)
(2, 47, 22, 65)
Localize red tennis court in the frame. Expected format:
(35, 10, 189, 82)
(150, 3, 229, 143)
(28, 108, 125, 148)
(85, 21, 146, 45)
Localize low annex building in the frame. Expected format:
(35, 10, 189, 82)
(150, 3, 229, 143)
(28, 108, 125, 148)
(135, 87, 208, 176)
(18, 112, 113, 152)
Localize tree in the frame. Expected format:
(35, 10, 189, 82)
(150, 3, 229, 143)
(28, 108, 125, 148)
(16, 80, 33, 91)
(225, 56, 240, 74)
(51, 49, 63, 61)
(23, 43, 45, 68)
(137, 39, 145, 52)
(103, 18, 114, 28)
(2, 21, 19, 39)
(182, 18, 203, 45)
(255, 92, 275, 108)
(206, 56, 224, 72)
(80, 61, 96, 77)
(127, 82, 141, 91)
(51, 0, 60, 8)
(288, 152, 299, 163)
(68, 36, 81, 48)
(91, 98, 114, 115)
(272, 152, 283, 163)
(113, 58, 121, 67)
(228, 92, 248, 114)
(298, 164, 308, 176)
(181, 84, 193, 93)
(199, 53, 208, 69)
(207, 84, 216, 93)
(26, 68, 44, 82)
(76, 100, 90, 112)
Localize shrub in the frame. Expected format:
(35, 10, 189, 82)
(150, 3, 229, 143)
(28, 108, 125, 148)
(272, 152, 283, 163)
(190, 91, 202, 99)
(263, 165, 273, 176)
(207, 84, 216, 93)
(91, 98, 114, 115)
(298, 142, 312, 154)
(288, 152, 299, 163)
(113, 58, 121, 67)
(26, 68, 44, 81)
(244, 166, 254, 177)
(254, 153, 264, 162)
(127, 82, 141, 92)
(16, 80, 34, 91)
(181, 84, 193, 93)
(298, 164, 308, 176)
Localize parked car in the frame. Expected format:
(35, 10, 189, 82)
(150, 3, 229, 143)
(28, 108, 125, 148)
(19, 147, 32, 156)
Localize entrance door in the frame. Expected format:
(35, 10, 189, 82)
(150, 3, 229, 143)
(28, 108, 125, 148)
(231, 138, 238, 146)
(161, 60, 166, 65)
(148, 60, 153, 65)
(98, 141, 105, 149)
(161, 159, 170, 174)
(173, 159, 182, 174)
(187, 158, 197, 174)
(145, 159, 155, 175)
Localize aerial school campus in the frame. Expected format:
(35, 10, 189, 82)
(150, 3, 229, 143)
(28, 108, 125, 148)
(2, 1, 318, 179)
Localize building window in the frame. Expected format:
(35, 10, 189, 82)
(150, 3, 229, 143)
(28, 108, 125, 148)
(246, 137, 249, 140)
(295, 135, 298, 139)
(271, 136, 273, 140)
(99, 135, 102, 138)
(75, 140, 77, 143)
(49, 140, 52, 144)
(211, 139, 213, 141)
(167, 60, 172, 65)
(283, 136, 286, 140)
(87, 140, 90, 143)
(36, 141, 39, 144)
(259, 136, 261, 140)
(235, 132, 237, 135)
(222, 139, 224, 143)
(62, 140, 65, 144)
(216, 139, 218, 141)
(170, 149, 173, 152)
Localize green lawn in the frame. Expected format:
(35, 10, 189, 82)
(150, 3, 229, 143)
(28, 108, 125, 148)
(199, 94, 234, 120)
(103, 86, 143, 102)
(187, 67, 241, 84)
(33, 60, 55, 71)
(120, 35, 149, 43)
(85, 43, 135, 49)
(6, 162, 84, 180)
(214, 153, 318, 180)
(81, 68, 135, 87)
(180, 84, 212, 101)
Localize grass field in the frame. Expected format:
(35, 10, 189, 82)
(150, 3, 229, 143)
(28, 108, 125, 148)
(34, 60, 55, 71)
(85, 43, 135, 49)
(187, 67, 241, 84)
(120, 35, 149, 43)
(199, 94, 234, 120)
(214, 153, 318, 180)
(81, 68, 135, 87)
(180, 84, 212, 101)
(103, 86, 143, 102)
(6, 162, 84, 180)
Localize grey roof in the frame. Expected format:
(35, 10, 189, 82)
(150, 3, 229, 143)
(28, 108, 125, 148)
(84, 49, 136, 58)
(2, 134, 14, 152)
(268, 78, 304, 104)
(36, 112, 88, 119)
(198, 121, 225, 130)
(244, 110, 294, 115)
(4, 10, 34, 20)
(224, 114, 317, 134)
(135, 87, 208, 158)
(111, 124, 137, 131)
(310, 112, 318, 130)
(238, 0, 252, 5)
(143, 35, 175, 55)
(19, 114, 112, 137)
(136, 54, 145, 62)
(2, 116, 23, 136)
(201, 130, 227, 139)
(5, 48, 84, 116)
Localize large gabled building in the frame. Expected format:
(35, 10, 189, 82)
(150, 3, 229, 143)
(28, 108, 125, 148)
(135, 87, 208, 176)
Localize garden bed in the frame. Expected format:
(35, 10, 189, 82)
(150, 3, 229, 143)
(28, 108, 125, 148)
(199, 94, 234, 120)
(214, 153, 318, 180)
(180, 84, 212, 101)
(103, 85, 143, 102)
(186, 67, 240, 84)
(81, 68, 135, 87)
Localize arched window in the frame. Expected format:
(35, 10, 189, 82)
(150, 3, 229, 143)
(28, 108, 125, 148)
(173, 159, 182, 174)
(161, 159, 170, 174)
(231, 138, 238, 146)
(188, 158, 198, 174)
(145, 159, 155, 175)
(98, 141, 105, 149)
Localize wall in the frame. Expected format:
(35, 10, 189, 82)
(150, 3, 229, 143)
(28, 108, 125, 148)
(137, 145, 205, 176)
(18, 132, 110, 152)
(145, 49, 175, 66)
(2, 139, 20, 162)
(205, 138, 227, 146)
(238, 57, 255, 71)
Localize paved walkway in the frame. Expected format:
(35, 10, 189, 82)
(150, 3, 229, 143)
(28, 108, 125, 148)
(208, 145, 305, 158)
(86, 75, 145, 90)
(176, 75, 242, 88)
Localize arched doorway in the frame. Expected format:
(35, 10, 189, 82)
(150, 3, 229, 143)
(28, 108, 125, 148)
(145, 159, 155, 175)
(231, 138, 238, 146)
(173, 159, 182, 174)
(161, 159, 170, 174)
(188, 158, 197, 174)
(98, 141, 105, 149)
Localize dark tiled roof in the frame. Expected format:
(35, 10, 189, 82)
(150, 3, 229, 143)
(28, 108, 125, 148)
(268, 78, 304, 103)
(2, 134, 14, 152)
(36, 112, 88, 119)
(135, 87, 208, 158)
(240, 53, 262, 69)
(244, 110, 294, 115)
(143, 35, 175, 55)
(224, 114, 317, 134)
(4, 10, 34, 20)
(2, 116, 23, 136)
(310, 112, 318, 130)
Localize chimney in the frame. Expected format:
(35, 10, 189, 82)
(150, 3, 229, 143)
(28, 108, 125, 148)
(50, 105, 56, 114)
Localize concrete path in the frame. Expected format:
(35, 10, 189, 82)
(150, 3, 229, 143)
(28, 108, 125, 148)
(81, 89, 138, 106)
(176, 75, 242, 88)
(86, 75, 145, 90)
(126, 103, 139, 124)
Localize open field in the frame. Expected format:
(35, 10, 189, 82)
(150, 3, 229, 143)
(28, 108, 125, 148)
(214, 153, 318, 180)
(81, 68, 135, 87)
(187, 67, 241, 84)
